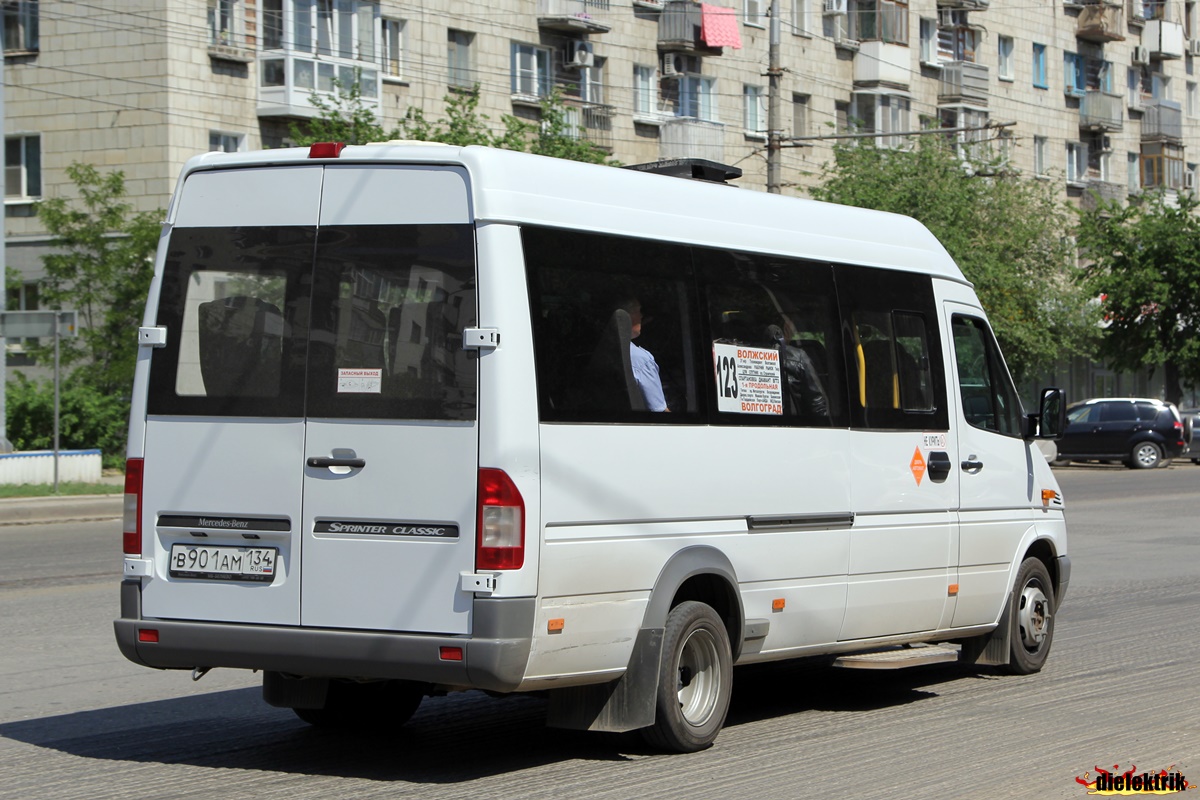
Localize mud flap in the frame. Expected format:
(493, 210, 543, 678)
(957, 591, 1012, 667)
(545, 627, 663, 732)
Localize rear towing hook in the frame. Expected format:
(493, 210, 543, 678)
(191, 666, 212, 682)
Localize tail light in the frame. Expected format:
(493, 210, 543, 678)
(124, 458, 144, 555)
(477, 468, 525, 570)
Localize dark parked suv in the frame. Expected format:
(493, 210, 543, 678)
(1055, 398, 1188, 469)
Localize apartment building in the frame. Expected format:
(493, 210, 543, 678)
(4, 0, 1199, 336)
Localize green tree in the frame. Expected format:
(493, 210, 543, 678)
(1074, 190, 1200, 405)
(36, 163, 162, 396)
(810, 135, 1099, 383)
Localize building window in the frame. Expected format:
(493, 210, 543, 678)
(937, 10, 977, 62)
(5, 135, 41, 201)
(448, 29, 474, 89)
(1034, 136, 1048, 176)
(1065, 52, 1086, 96)
(792, 93, 809, 138)
(679, 75, 717, 121)
(208, 0, 239, 47)
(512, 42, 553, 99)
(919, 18, 937, 64)
(257, 1, 380, 100)
(1141, 142, 1185, 189)
(790, 0, 809, 34)
(744, 0, 767, 27)
(2, 0, 38, 53)
(381, 18, 404, 80)
(1128, 152, 1141, 193)
(634, 65, 658, 119)
(998, 35, 1014, 81)
(5, 280, 38, 355)
(1033, 43, 1047, 89)
(1066, 141, 1088, 184)
(209, 132, 244, 152)
(852, 93, 910, 148)
(1188, 81, 1198, 117)
(850, 0, 909, 45)
(744, 85, 767, 135)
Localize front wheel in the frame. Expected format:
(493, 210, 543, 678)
(1128, 442, 1163, 469)
(1003, 557, 1056, 675)
(641, 600, 733, 753)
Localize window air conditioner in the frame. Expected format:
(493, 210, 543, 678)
(1190, 39, 1200, 57)
(1133, 45, 1150, 65)
(661, 52, 687, 79)
(565, 41, 594, 69)
(823, 0, 847, 15)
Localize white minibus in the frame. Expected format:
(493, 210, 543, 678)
(116, 143, 1069, 752)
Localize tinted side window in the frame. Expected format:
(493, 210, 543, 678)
(1135, 402, 1160, 422)
(1101, 402, 1137, 422)
(838, 266, 948, 431)
(148, 226, 313, 417)
(524, 227, 701, 422)
(952, 314, 1023, 436)
(695, 248, 847, 427)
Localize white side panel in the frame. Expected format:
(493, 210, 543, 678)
(319, 165, 472, 225)
(174, 167, 323, 227)
(526, 424, 851, 677)
(140, 418, 305, 625)
(300, 420, 478, 634)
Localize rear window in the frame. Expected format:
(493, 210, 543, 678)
(148, 224, 477, 420)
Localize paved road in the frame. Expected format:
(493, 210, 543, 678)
(1, 466, 1198, 799)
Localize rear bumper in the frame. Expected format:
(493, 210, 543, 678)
(114, 581, 534, 693)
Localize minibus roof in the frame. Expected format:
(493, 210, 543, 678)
(174, 142, 969, 286)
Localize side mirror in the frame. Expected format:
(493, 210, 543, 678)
(1037, 387, 1067, 440)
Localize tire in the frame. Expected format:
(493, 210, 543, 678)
(641, 600, 733, 753)
(293, 679, 425, 731)
(1128, 442, 1162, 469)
(1003, 557, 1056, 675)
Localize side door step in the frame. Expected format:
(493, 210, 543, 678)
(832, 644, 960, 670)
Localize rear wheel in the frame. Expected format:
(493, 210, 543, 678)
(1004, 557, 1056, 675)
(1128, 442, 1163, 469)
(293, 679, 425, 731)
(641, 600, 733, 753)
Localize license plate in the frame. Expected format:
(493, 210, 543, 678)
(169, 544, 277, 583)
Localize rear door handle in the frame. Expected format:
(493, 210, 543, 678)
(307, 456, 366, 469)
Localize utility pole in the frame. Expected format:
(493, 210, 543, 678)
(0, 10, 10, 453)
(766, 1, 782, 194)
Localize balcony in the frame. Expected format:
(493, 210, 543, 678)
(658, 1, 722, 54)
(1077, 3, 1125, 43)
(1080, 91, 1124, 130)
(258, 54, 381, 119)
(936, 0, 989, 8)
(939, 61, 989, 106)
(1080, 180, 1126, 211)
(660, 118, 725, 162)
(1142, 100, 1182, 141)
(537, 0, 613, 34)
(854, 41, 911, 87)
(1144, 19, 1185, 58)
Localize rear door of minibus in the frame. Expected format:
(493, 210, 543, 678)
(140, 162, 480, 635)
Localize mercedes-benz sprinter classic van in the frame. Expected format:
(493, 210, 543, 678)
(116, 143, 1069, 752)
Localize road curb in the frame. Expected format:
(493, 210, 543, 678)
(0, 494, 123, 526)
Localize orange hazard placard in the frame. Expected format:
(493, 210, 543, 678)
(910, 447, 926, 486)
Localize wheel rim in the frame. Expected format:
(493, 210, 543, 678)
(1018, 582, 1051, 650)
(676, 627, 722, 726)
(1135, 444, 1159, 467)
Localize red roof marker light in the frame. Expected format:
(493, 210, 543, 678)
(309, 141, 346, 159)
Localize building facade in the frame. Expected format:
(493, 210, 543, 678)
(4, 0, 1199, 393)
